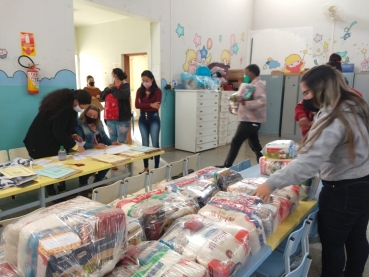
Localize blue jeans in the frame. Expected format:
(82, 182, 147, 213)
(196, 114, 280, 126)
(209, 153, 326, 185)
(79, 169, 110, 186)
(318, 175, 369, 277)
(138, 112, 160, 168)
(106, 120, 130, 143)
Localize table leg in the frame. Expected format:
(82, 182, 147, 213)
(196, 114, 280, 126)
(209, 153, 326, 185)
(128, 162, 133, 176)
(39, 187, 46, 207)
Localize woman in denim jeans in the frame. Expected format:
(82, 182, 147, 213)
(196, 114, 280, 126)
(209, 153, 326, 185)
(135, 70, 162, 173)
(252, 65, 369, 277)
(101, 68, 131, 144)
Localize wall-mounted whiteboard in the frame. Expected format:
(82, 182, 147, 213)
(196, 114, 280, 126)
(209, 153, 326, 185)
(251, 27, 314, 74)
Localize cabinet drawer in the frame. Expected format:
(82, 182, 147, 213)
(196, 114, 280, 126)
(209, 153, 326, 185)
(218, 136, 227, 145)
(228, 114, 238, 122)
(218, 130, 228, 137)
(220, 98, 228, 106)
(219, 124, 228, 132)
(219, 118, 228, 126)
(196, 134, 218, 144)
(219, 111, 229, 119)
(197, 114, 218, 122)
(227, 135, 234, 144)
(220, 105, 229, 112)
(196, 141, 218, 152)
(197, 92, 219, 100)
(197, 106, 218, 115)
(197, 127, 217, 137)
(221, 91, 233, 99)
(228, 121, 238, 131)
(196, 120, 218, 130)
(197, 99, 219, 107)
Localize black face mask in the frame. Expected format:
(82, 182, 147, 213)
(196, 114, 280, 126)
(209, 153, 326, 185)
(89, 82, 95, 86)
(303, 98, 320, 112)
(86, 115, 96, 124)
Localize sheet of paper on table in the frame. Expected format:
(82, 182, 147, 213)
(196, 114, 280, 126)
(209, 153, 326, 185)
(72, 155, 86, 161)
(75, 140, 86, 147)
(42, 162, 63, 168)
(33, 159, 52, 166)
(0, 166, 36, 179)
(104, 145, 131, 154)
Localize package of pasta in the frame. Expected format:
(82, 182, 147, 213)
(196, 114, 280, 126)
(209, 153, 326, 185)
(0, 196, 126, 277)
(107, 241, 209, 277)
(259, 156, 292, 175)
(126, 216, 145, 246)
(262, 140, 295, 159)
(227, 178, 267, 194)
(125, 193, 199, 241)
(217, 171, 244, 191)
(208, 191, 279, 237)
(159, 214, 250, 276)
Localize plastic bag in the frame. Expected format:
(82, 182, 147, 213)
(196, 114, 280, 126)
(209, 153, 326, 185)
(107, 241, 210, 277)
(259, 156, 292, 175)
(217, 171, 243, 191)
(262, 140, 296, 159)
(299, 175, 321, 201)
(1, 196, 126, 277)
(126, 216, 145, 246)
(159, 214, 250, 276)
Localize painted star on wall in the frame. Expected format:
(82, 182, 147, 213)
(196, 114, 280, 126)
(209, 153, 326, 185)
(314, 33, 323, 43)
(232, 43, 239, 55)
(193, 33, 202, 48)
(200, 46, 208, 59)
(175, 24, 184, 38)
(361, 48, 367, 55)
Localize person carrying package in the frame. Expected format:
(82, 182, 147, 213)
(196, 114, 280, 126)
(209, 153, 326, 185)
(217, 64, 266, 167)
(252, 65, 369, 277)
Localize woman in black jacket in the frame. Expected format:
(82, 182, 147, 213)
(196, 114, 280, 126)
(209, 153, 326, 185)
(24, 88, 91, 195)
(101, 68, 131, 143)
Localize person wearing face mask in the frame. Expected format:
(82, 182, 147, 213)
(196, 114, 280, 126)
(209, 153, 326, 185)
(24, 88, 91, 195)
(83, 75, 104, 111)
(101, 68, 131, 144)
(75, 105, 121, 190)
(217, 64, 266, 168)
(295, 55, 363, 137)
(135, 70, 162, 173)
(252, 65, 369, 277)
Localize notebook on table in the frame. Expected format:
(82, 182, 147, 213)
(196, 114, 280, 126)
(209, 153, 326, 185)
(91, 154, 130, 165)
(119, 151, 146, 158)
(36, 166, 82, 180)
(130, 146, 162, 154)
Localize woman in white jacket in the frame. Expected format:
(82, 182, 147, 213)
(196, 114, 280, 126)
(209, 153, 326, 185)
(253, 65, 369, 277)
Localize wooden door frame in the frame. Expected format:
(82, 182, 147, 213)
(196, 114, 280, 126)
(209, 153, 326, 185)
(123, 53, 147, 84)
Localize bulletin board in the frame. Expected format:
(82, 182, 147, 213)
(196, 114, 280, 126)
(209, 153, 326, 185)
(250, 27, 314, 74)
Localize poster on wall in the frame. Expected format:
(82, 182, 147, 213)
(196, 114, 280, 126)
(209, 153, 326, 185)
(250, 27, 314, 74)
(20, 32, 36, 56)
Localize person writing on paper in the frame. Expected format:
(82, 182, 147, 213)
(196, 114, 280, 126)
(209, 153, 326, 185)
(75, 105, 120, 189)
(83, 75, 104, 112)
(24, 88, 91, 195)
(135, 70, 162, 173)
(101, 68, 131, 143)
(252, 65, 369, 277)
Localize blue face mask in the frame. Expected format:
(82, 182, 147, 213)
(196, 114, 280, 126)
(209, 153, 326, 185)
(244, 75, 251, 83)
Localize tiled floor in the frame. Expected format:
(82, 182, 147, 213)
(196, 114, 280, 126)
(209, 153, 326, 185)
(1, 131, 368, 276)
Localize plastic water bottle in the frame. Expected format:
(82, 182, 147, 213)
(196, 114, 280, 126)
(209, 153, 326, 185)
(58, 145, 67, 161)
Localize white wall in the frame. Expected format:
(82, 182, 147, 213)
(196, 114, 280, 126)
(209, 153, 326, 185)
(0, 0, 75, 77)
(75, 18, 151, 89)
(253, 0, 369, 72)
(171, 0, 254, 83)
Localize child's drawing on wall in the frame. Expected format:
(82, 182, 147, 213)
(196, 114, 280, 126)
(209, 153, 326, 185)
(183, 49, 198, 73)
(221, 50, 231, 65)
(282, 53, 306, 73)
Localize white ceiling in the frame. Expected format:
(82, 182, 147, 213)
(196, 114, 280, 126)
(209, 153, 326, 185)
(73, 0, 129, 27)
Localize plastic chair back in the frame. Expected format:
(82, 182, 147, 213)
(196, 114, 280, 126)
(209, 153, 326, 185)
(8, 147, 30, 160)
(185, 153, 201, 174)
(149, 165, 170, 190)
(285, 253, 312, 277)
(0, 150, 9, 163)
(123, 172, 149, 197)
(237, 159, 251, 171)
(168, 159, 186, 180)
(92, 180, 125, 204)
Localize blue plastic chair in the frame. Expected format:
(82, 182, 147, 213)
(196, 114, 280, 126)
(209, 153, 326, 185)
(229, 164, 239, 172)
(237, 159, 251, 171)
(285, 253, 312, 277)
(255, 220, 312, 277)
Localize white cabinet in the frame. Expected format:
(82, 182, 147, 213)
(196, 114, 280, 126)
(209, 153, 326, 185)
(175, 90, 219, 152)
(218, 91, 239, 145)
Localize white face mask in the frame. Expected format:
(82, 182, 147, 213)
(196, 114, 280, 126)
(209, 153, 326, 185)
(73, 104, 84, 113)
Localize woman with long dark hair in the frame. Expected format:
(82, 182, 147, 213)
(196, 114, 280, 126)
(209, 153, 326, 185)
(101, 68, 131, 143)
(135, 70, 162, 173)
(24, 88, 91, 195)
(252, 65, 369, 277)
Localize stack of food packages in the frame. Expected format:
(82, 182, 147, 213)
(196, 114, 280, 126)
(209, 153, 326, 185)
(0, 196, 126, 277)
(259, 140, 298, 175)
